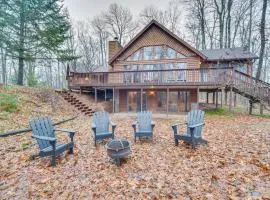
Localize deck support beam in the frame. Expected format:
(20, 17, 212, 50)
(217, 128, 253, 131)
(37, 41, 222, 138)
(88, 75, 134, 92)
(260, 103, 263, 115)
(112, 88, 115, 113)
(229, 87, 233, 111)
(206, 92, 209, 104)
(249, 100, 253, 115)
(94, 88, 97, 103)
(234, 93, 237, 107)
(216, 90, 218, 109)
(140, 88, 143, 112)
(197, 88, 200, 105)
(221, 89, 224, 108)
(167, 88, 169, 116)
(225, 90, 228, 105)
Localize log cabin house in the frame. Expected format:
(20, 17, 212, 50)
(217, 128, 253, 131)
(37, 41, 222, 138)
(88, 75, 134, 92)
(67, 20, 262, 114)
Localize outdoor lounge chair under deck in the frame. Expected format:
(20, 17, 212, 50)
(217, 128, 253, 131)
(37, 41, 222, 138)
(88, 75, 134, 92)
(172, 109, 207, 149)
(132, 111, 155, 142)
(91, 111, 116, 146)
(29, 117, 76, 166)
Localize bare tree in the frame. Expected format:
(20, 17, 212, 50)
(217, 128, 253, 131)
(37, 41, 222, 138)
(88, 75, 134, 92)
(103, 3, 136, 45)
(140, 1, 182, 34)
(92, 16, 109, 66)
(214, 0, 226, 48)
(256, 0, 268, 80)
(225, 0, 233, 48)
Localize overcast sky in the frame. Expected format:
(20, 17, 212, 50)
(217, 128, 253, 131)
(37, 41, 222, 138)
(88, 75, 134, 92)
(64, 0, 171, 22)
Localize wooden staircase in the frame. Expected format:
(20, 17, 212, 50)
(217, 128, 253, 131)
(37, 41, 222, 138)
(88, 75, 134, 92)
(228, 70, 270, 112)
(57, 91, 95, 116)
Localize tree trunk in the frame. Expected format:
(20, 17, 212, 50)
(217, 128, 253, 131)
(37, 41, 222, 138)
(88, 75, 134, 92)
(226, 0, 233, 48)
(248, 0, 253, 50)
(256, 0, 267, 80)
(17, 1, 25, 85)
(1, 48, 7, 84)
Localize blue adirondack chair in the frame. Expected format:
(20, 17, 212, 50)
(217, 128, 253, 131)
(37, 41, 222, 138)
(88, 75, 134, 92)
(172, 109, 207, 149)
(91, 111, 116, 146)
(132, 111, 155, 142)
(29, 117, 76, 166)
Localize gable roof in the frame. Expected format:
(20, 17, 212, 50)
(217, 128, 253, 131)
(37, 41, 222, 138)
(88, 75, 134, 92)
(201, 47, 258, 62)
(108, 20, 206, 65)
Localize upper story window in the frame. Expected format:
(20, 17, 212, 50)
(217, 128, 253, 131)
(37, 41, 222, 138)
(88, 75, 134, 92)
(126, 45, 186, 61)
(143, 47, 152, 60)
(154, 46, 164, 59)
(167, 48, 176, 59)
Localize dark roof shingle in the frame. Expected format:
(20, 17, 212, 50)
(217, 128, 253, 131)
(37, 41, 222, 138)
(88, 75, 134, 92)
(201, 47, 258, 61)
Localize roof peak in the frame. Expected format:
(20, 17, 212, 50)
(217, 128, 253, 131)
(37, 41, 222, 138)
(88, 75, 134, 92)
(108, 20, 206, 65)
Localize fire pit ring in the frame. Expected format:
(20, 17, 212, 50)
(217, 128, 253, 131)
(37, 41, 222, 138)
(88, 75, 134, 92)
(105, 138, 131, 167)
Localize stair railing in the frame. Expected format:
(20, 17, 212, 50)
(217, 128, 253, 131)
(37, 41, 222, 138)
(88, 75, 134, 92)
(232, 70, 270, 105)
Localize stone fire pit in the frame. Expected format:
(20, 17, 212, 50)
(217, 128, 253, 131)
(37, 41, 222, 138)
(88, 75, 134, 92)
(105, 138, 131, 167)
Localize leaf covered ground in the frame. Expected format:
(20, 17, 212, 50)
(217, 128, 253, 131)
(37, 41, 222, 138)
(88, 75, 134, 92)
(0, 87, 270, 199)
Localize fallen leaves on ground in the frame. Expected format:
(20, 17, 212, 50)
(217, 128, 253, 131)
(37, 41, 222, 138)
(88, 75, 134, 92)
(0, 87, 270, 199)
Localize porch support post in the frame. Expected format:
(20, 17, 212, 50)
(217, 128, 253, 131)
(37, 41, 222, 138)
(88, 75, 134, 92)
(234, 92, 237, 107)
(213, 91, 215, 104)
(95, 88, 97, 103)
(221, 89, 224, 108)
(206, 92, 209, 104)
(104, 89, 107, 101)
(197, 88, 200, 104)
(229, 87, 233, 111)
(80, 87, 82, 94)
(260, 103, 263, 115)
(249, 100, 253, 115)
(185, 91, 188, 112)
(112, 88, 115, 113)
(216, 90, 218, 109)
(167, 87, 169, 116)
(140, 88, 143, 111)
(225, 90, 228, 105)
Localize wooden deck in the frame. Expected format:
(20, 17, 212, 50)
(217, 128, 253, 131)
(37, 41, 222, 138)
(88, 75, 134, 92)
(67, 67, 232, 89)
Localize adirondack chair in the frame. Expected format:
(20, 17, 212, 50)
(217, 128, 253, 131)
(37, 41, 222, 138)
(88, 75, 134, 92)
(91, 111, 116, 146)
(132, 111, 155, 142)
(172, 109, 207, 149)
(29, 117, 76, 166)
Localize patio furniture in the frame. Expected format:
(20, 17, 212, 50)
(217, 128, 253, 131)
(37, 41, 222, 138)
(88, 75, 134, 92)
(172, 109, 207, 149)
(132, 111, 155, 142)
(91, 111, 116, 146)
(29, 116, 76, 166)
(106, 138, 131, 167)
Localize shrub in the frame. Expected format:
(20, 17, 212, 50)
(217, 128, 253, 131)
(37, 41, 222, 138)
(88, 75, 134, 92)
(0, 93, 19, 112)
(206, 108, 231, 116)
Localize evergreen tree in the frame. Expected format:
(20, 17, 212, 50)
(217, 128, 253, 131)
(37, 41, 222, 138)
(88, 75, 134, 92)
(0, 0, 71, 85)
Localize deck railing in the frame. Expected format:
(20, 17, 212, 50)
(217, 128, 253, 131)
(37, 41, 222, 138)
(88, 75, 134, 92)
(68, 67, 233, 87)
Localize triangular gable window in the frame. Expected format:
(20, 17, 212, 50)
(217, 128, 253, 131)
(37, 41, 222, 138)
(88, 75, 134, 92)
(126, 45, 186, 61)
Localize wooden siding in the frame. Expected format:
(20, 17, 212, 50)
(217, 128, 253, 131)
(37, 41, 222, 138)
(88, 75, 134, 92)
(110, 25, 202, 71)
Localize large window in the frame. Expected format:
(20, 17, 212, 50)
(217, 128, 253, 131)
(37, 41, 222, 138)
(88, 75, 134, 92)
(154, 46, 164, 59)
(126, 45, 186, 61)
(143, 47, 152, 60)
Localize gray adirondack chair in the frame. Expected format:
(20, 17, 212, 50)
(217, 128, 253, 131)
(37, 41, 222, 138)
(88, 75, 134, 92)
(91, 111, 116, 146)
(172, 109, 207, 149)
(29, 117, 76, 166)
(132, 111, 155, 142)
